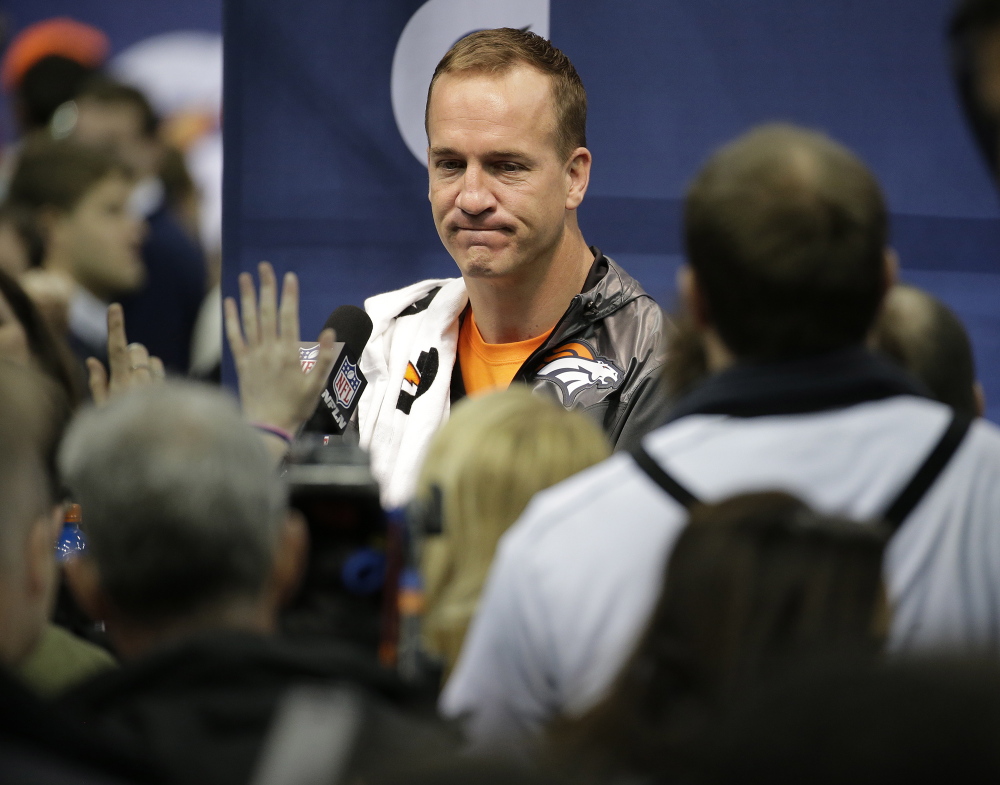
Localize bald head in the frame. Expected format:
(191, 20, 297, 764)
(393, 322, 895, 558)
(872, 284, 982, 417)
(684, 124, 889, 360)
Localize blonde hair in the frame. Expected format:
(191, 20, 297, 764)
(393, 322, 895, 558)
(416, 387, 610, 669)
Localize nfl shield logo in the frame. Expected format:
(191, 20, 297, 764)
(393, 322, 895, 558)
(298, 344, 319, 373)
(333, 358, 362, 408)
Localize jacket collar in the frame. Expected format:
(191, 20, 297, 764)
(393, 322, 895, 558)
(578, 246, 649, 322)
(665, 346, 932, 423)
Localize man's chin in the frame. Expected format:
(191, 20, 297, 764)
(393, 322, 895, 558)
(452, 248, 511, 279)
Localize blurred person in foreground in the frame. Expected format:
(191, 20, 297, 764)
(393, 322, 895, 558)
(57, 382, 441, 785)
(703, 658, 1000, 785)
(951, 0, 1000, 182)
(442, 124, 1000, 753)
(871, 283, 985, 418)
(668, 281, 987, 419)
(413, 387, 610, 674)
(7, 138, 146, 373)
(551, 492, 888, 784)
(0, 361, 150, 782)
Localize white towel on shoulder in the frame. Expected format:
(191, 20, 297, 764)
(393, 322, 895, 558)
(358, 277, 469, 508)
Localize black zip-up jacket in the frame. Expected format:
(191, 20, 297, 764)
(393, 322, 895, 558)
(450, 248, 667, 452)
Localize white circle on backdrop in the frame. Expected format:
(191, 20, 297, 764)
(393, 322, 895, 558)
(391, 0, 551, 166)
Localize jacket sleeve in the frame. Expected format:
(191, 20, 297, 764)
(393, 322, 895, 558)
(608, 363, 668, 453)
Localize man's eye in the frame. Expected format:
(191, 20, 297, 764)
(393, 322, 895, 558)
(497, 162, 523, 173)
(437, 160, 462, 171)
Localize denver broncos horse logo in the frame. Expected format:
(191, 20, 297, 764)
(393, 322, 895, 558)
(534, 341, 624, 406)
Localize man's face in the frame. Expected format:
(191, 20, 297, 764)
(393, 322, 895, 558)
(427, 67, 582, 283)
(60, 174, 146, 300)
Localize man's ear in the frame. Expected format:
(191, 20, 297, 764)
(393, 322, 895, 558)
(271, 510, 309, 607)
(883, 247, 899, 293)
(36, 206, 68, 250)
(564, 146, 592, 210)
(25, 504, 61, 599)
(63, 555, 111, 623)
(678, 266, 711, 328)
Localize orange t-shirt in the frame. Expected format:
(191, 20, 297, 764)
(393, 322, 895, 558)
(458, 309, 554, 396)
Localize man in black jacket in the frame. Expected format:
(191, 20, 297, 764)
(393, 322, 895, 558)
(226, 29, 666, 507)
(352, 28, 665, 506)
(58, 383, 448, 785)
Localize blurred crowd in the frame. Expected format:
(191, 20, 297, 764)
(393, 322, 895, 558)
(0, 3, 998, 785)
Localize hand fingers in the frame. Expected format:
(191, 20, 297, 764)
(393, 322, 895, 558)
(238, 271, 259, 346)
(278, 271, 300, 341)
(86, 357, 109, 405)
(106, 304, 131, 382)
(149, 356, 166, 382)
(224, 297, 247, 362)
(127, 343, 152, 384)
(257, 261, 278, 342)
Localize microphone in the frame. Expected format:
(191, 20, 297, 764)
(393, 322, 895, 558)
(301, 306, 374, 436)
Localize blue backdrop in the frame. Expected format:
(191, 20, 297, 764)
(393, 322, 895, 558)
(221, 1, 997, 421)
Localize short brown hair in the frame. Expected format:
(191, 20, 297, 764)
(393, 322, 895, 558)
(684, 124, 887, 360)
(8, 136, 130, 213)
(426, 27, 587, 161)
(76, 74, 159, 139)
(872, 284, 979, 417)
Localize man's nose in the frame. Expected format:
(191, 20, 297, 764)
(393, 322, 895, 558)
(455, 165, 496, 216)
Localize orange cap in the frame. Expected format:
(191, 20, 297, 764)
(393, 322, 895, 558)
(63, 503, 82, 524)
(1, 17, 109, 92)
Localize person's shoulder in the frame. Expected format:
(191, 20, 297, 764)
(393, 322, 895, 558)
(500, 446, 679, 558)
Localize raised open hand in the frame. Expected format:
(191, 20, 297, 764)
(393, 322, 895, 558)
(224, 261, 336, 437)
(87, 303, 165, 405)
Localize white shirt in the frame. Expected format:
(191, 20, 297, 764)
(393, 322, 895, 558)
(441, 396, 1000, 752)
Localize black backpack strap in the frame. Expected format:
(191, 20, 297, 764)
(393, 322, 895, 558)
(881, 411, 974, 532)
(631, 444, 700, 509)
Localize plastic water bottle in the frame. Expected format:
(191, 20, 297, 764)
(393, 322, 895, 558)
(56, 503, 86, 562)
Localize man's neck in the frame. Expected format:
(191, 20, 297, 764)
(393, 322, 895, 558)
(464, 229, 594, 344)
(703, 328, 736, 373)
(107, 598, 276, 661)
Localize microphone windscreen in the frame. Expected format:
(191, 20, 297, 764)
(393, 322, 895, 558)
(323, 306, 373, 359)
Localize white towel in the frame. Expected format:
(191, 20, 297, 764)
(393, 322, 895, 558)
(358, 277, 469, 508)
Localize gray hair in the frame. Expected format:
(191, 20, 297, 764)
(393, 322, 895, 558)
(58, 382, 287, 621)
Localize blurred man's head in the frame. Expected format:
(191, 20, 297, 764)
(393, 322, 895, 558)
(871, 284, 985, 417)
(60, 383, 306, 659)
(950, 0, 1000, 179)
(1, 19, 108, 130)
(682, 124, 892, 365)
(425, 28, 591, 285)
(0, 361, 66, 667)
(8, 139, 145, 300)
(71, 76, 162, 181)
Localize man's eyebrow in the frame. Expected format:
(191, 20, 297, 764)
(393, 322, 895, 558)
(488, 150, 534, 162)
(428, 147, 536, 163)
